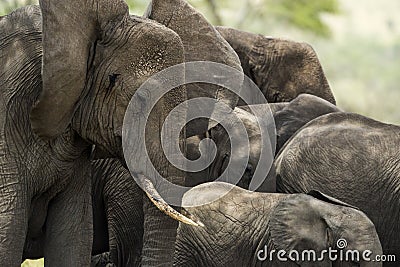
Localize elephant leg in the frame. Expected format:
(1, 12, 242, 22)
(105, 173, 143, 267)
(0, 179, 28, 266)
(91, 252, 116, 267)
(44, 167, 93, 266)
(141, 197, 179, 266)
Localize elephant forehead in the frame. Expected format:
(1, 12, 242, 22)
(182, 182, 286, 217)
(182, 182, 238, 207)
(182, 182, 267, 208)
(101, 21, 174, 77)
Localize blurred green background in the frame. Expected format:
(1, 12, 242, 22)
(0, 0, 398, 266)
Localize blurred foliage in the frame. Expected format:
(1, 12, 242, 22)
(126, 0, 339, 37)
(1, 0, 339, 37)
(315, 36, 400, 124)
(21, 258, 43, 267)
(0, 0, 36, 14)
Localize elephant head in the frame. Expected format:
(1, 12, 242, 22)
(274, 93, 341, 152)
(264, 191, 383, 266)
(185, 95, 338, 191)
(175, 182, 383, 266)
(216, 26, 336, 105)
(29, 0, 193, 265)
(185, 106, 277, 191)
(184, 107, 262, 189)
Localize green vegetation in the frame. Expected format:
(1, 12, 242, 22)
(125, 0, 339, 37)
(21, 258, 43, 267)
(1, 0, 339, 36)
(316, 36, 400, 124)
(0, 0, 36, 14)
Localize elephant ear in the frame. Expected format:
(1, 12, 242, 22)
(268, 194, 332, 262)
(216, 26, 335, 104)
(307, 190, 359, 210)
(144, 0, 243, 137)
(30, 0, 129, 139)
(216, 26, 261, 77)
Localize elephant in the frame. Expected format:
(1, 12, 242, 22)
(216, 26, 336, 105)
(0, 1, 240, 264)
(184, 106, 272, 190)
(90, 159, 144, 267)
(22, 158, 144, 267)
(175, 182, 383, 266)
(62, 161, 380, 267)
(84, 166, 383, 267)
(186, 94, 341, 190)
(274, 112, 400, 266)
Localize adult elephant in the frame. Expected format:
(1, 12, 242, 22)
(1, 2, 201, 265)
(216, 26, 336, 105)
(176, 182, 382, 266)
(275, 112, 400, 266)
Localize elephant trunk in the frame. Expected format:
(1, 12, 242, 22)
(360, 239, 383, 267)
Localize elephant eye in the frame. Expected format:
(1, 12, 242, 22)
(107, 73, 121, 91)
(272, 92, 280, 102)
(246, 163, 253, 174)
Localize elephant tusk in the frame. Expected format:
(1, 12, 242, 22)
(138, 174, 204, 227)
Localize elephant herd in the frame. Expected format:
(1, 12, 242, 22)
(0, 0, 398, 266)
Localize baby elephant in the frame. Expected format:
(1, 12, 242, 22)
(175, 182, 383, 267)
(186, 94, 340, 190)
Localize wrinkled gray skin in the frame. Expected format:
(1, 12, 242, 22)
(175, 182, 382, 266)
(185, 106, 272, 190)
(23, 159, 144, 267)
(144, 0, 242, 137)
(1, 3, 192, 266)
(216, 26, 336, 105)
(186, 94, 340, 190)
(141, 0, 244, 261)
(275, 112, 400, 266)
(90, 159, 144, 267)
(273, 94, 341, 152)
(79, 164, 381, 267)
